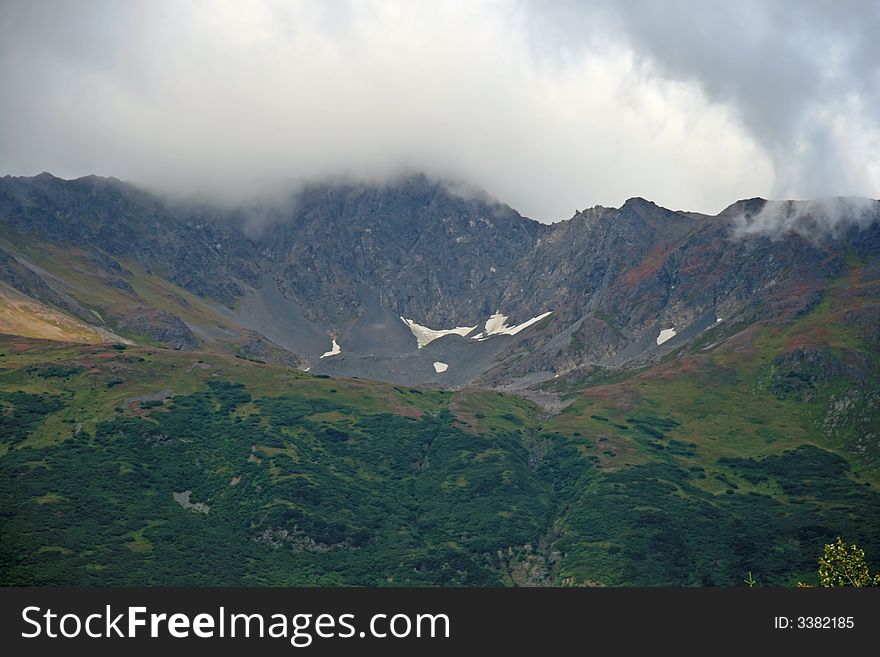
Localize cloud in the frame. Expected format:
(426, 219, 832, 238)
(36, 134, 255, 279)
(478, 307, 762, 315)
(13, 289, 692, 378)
(732, 197, 880, 240)
(528, 0, 880, 203)
(0, 1, 875, 221)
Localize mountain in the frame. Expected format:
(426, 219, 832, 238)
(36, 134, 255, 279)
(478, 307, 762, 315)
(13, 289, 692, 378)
(1, 172, 878, 586)
(2, 173, 877, 389)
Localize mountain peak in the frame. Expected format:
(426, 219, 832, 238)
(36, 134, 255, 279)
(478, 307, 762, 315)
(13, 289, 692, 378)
(73, 173, 125, 188)
(620, 197, 657, 211)
(717, 197, 768, 218)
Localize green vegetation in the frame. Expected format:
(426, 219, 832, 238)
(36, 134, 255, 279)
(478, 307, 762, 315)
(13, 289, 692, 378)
(1, 269, 879, 587)
(0, 363, 550, 585)
(26, 364, 85, 379)
(0, 391, 65, 447)
(554, 447, 879, 586)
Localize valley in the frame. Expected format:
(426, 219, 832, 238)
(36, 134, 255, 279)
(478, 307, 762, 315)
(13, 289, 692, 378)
(0, 173, 878, 586)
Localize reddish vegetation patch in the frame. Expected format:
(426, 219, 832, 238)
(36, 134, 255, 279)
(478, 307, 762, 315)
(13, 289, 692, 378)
(622, 245, 675, 287)
(679, 244, 717, 275)
(787, 280, 814, 298)
(0, 335, 62, 354)
(772, 279, 815, 312)
(388, 400, 423, 419)
(591, 433, 640, 471)
(92, 350, 124, 360)
(637, 355, 705, 381)
(448, 399, 481, 431)
(782, 326, 832, 352)
(580, 384, 638, 410)
(830, 270, 878, 311)
(126, 401, 148, 418)
(762, 277, 825, 323)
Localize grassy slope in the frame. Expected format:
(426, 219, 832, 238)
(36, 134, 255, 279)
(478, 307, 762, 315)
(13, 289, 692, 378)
(0, 267, 878, 586)
(0, 237, 257, 352)
(0, 283, 128, 345)
(538, 265, 880, 585)
(0, 337, 553, 585)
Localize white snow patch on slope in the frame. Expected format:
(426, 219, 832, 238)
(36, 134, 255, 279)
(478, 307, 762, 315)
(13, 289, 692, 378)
(484, 312, 509, 335)
(320, 339, 341, 358)
(656, 328, 677, 345)
(401, 317, 475, 348)
(473, 312, 553, 340)
(433, 361, 449, 373)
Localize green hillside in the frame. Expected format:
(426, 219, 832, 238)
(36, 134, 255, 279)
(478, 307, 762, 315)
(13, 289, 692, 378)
(1, 263, 878, 587)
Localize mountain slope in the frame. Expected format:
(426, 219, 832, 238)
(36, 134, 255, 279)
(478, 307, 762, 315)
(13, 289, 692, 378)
(1, 173, 878, 586)
(2, 173, 878, 390)
(0, 319, 877, 586)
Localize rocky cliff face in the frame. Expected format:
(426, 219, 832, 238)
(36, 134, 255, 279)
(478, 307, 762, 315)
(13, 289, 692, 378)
(260, 176, 547, 326)
(477, 196, 869, 384)
(0, 173, 263, 304)
(0, 172, 877, 387)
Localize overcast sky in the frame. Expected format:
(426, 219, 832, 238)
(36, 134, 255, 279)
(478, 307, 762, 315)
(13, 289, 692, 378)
(1, 0, 878, 222)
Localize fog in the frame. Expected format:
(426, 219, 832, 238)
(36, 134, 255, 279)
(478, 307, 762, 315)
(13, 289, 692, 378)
(1, 1, 877, 222)
(732, 197, 880, 240)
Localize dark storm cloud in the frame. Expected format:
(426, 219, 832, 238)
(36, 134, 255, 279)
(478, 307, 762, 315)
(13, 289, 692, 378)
(0, 1, 876, 222)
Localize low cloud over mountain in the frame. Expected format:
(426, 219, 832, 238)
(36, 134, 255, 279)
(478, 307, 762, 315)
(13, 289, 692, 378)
(2, 1, 878, 221)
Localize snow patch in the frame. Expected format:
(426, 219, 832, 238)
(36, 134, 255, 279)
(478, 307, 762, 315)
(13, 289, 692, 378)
(472, 311, 553, 340)
(656, 328, 677, 345)
(484, 312, 509, 335)
(403, 311, 553, 346)
(320, 339, 341, 358)
(716, 317, 723, 323)
(433, 361, 449, 373)
(401, 317, 476, 348)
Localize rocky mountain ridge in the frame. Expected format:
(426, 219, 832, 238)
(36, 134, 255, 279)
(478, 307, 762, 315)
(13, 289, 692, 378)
(1, 172, 878, 388)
